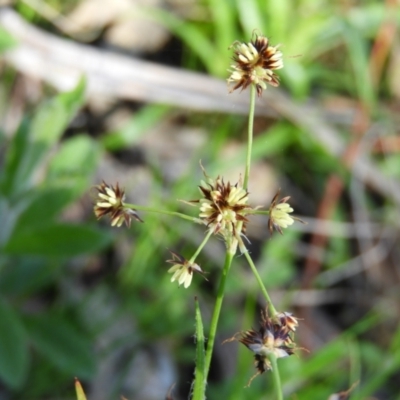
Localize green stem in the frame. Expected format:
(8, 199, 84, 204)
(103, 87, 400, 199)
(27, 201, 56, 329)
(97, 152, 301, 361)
(204, 250, 235, 378)
(125, 203, 198, 223)
(243, 251, 277, 317)
(269, 353, 283, 400)
(243, 84, 256, 190)
(189, 229, 213, 263)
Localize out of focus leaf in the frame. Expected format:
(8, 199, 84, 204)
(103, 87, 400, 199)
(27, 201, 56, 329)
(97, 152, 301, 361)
(0, 299, 29, 388)
(57, 77, 86, 120)
(25, 314, 95, 379)
(0, 79, 86, 198)
(192, 297, 206, 400)
(102, 104, 169, 151)
(0, 118, 30, 196)
(3, 223, 112, 257)
(14, 187, 78, 232)
(0, 259, 58, 296)
(48, 135, 100, 181)
(0, 27, 18, 52)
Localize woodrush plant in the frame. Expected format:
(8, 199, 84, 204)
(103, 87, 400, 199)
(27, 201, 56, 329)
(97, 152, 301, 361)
(93, 33, 304, 400)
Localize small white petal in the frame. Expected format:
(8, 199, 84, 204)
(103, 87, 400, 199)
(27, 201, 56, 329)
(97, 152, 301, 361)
(178, 269, 189, 286)
(183, 273, 193, 288)
(105, 187, 116, 198)
(96, 201, 113, 208)
(168, 265, 181, 273)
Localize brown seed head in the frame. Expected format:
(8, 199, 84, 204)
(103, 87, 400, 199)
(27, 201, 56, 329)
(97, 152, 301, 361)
(238, 308, 298, 384)
(227, 34, 283, 96)
(93, 181, 143, 227)
(196, 172, 251, 245)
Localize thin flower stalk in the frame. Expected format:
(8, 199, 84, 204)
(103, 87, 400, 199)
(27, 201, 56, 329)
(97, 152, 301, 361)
(243, 251, 277, 317)
(243, 84, 256, 190)
(269, 353, 283, 400)
(124, 203, 201, 224)
(204, 249, 235, 378)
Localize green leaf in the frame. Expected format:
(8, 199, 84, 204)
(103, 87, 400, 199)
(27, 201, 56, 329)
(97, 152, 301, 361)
(192, 297, 206, 400)
(48, 135, 100, 180)
(0, 194, 17, 246)
(4, 223, 112, 257)
(340, 18, 375, 107)
(140, 7, 222, 75)
(236, 0, 264, 37)
(0, 299, 29, 388)
(14, 187, 78, 232)
(0, 27, 18, 53)
(57, 76, 86, 121)
(301, 338, 349, 379)
(0, 258, 59, 297)
(25, 314, 95, 378)
(0, 79, 86, 198)
(102, 105, 169, 151)
(0, 118, 30, 196)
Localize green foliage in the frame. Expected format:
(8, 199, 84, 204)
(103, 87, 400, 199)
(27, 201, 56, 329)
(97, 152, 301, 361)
(0, 27, 18, 53)
(193, 298, 206, 400)
(25, 313, 95, 378)
(0, 79, 111, 394)
(102, 104, 170, 151)
(0, 299, 29, 388)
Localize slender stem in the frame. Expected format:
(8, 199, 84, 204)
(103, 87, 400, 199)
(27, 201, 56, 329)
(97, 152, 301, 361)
(204, 249, 235, 378)
(243, 84, 256, 190)
(124, 203, 198, 223)
(269, 354, 283, 400)
(250, 210, 270, 216)
(189, 229, 213, 263)
(243, 251, 277, 317)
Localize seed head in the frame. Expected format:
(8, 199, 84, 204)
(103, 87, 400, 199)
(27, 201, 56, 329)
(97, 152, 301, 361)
(93, 181, 143, 227)
(167, 250, 206, 289)
(227, 34, 283, 96)
(196, 170, 251, 246)
(238, 308, 299, 386)
(276, 312, 299, 332)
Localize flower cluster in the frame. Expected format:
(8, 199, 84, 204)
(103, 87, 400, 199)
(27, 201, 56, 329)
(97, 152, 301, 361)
(167, 250, 207, 289)
(89, 29, 308, 400)
(194, 171, 251, 247)
(268, 190, 305, 235)
(227, 34, 283, 96)
(93, 181, 142, 227)
(237, 308, 299, 386)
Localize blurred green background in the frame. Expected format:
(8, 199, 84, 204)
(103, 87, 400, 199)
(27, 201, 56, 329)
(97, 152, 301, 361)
(0, 0, 400, 399)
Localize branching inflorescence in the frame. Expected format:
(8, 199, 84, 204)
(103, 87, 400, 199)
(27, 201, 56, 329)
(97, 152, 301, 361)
(93, 32, 305, 398)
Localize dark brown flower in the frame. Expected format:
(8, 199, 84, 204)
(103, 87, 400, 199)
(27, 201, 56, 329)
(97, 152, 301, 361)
(93, 181, 143, 227)
(235, 308, 299, 385)
(276, 312, 299, 332)
(193, 170, 251, 249)
(227, 34, 283, 96)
